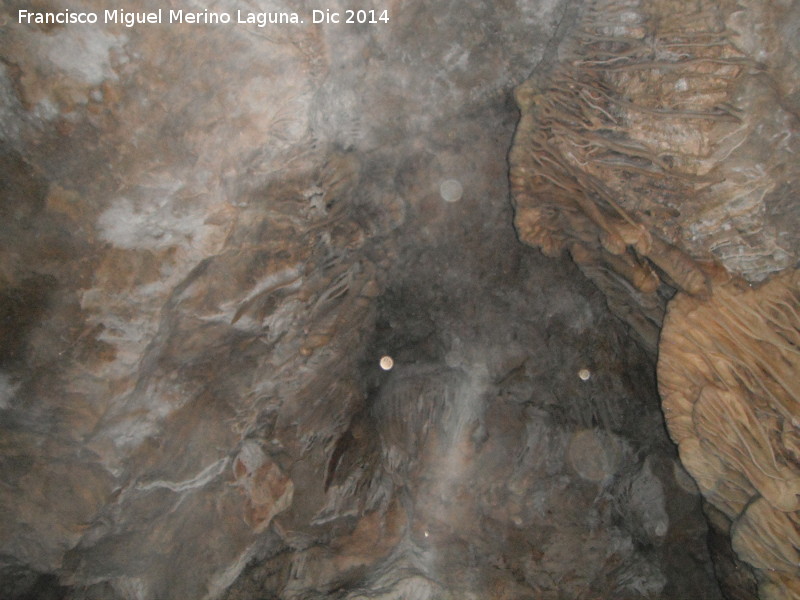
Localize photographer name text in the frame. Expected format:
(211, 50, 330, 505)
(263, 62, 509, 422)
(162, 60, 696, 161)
(18, 8, 390, 28)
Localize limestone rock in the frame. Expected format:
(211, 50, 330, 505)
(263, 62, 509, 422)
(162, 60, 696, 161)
(509, 0, 800, 350)
(1, 0, 784, 597)
(658, 269, 800, 597)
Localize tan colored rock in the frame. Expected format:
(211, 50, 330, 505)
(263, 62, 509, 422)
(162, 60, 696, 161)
(511, 3, 800, 589)
(510, 0, 800, 349)
(233, 442, 294, 533)
(658, 269, 800, 596)
(732, 498, 800, 578)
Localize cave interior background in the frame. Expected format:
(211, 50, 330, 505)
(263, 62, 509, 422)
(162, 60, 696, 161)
(1, 0, 799, 599)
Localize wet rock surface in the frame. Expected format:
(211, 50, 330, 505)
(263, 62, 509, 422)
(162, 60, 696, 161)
(2, 0, 796, 598)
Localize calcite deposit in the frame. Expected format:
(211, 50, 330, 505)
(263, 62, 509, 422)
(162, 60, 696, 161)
(1, 0, 798, 598)
(509, 0, 800, 596)
(510, 0, 800, 350)
(659, 271, 800, 599)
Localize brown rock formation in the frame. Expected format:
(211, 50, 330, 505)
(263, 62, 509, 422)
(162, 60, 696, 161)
(509, 0, 800, 596)
(510, 0, 800, 351)
(2, 0, 799, 597)
(659, 271, 800, 598)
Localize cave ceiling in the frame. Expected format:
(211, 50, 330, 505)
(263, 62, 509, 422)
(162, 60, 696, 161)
(0, 0, 798, 599)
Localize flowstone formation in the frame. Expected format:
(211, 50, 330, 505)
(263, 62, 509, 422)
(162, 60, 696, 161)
(0, 0, 727, 598)
(509, 0, 800, 596)
(509, 0, 800, 351)
(659, 272, 800, 600)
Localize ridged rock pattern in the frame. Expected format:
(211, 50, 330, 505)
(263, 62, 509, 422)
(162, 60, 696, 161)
(3, 0, 799, 597)
(509, 0, 800, 596)
(510, 0, 800, 351)
(658, 271, 800, 599)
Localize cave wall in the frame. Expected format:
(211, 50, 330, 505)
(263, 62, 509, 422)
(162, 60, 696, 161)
(508, 0, 800, 597)
(659, 271, 800, 600)
(1, 0, 796, 598)
(3, 0, 719, 598)
(510, 0, 800, 350)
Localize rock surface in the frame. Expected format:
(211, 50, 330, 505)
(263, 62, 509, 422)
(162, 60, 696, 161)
(1, 0, 796, 598)
(508, 0, 800, 597)
(658, 271, 800, 600)
(510, 0, 800, 351)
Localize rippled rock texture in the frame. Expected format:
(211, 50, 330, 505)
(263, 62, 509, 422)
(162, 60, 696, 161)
(510, 0, 800, 351)
(509, 0, 800, 597)
(2, 0, 793, 597)
(659, 271, 800, 600)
